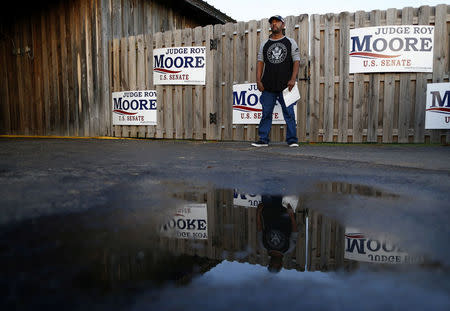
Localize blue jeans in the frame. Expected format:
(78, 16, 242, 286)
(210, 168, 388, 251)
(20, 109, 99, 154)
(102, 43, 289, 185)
(258, 91, 298, 144)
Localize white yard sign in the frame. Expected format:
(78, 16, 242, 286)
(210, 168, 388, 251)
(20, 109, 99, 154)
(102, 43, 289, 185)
(232, 83, 297, 124)
(153, 46, 206, 85)
(349, 25, 434, 73)
(425, 82, 450, 129)
(160, 203, 208, 240)
(112, 90, 157, 125)
(345, 228, 424, 264)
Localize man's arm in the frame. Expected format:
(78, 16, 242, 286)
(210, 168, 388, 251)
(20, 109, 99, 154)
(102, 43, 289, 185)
(256, 61, 265, 92)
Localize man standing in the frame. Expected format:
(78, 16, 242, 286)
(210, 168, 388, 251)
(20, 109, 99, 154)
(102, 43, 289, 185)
(252, 15, 300, 147)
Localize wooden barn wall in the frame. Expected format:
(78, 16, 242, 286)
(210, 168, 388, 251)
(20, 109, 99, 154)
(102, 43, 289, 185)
(0, 0, 205, 136)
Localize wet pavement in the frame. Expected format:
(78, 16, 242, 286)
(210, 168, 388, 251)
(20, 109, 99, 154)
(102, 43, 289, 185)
(0, 138, 449, 310)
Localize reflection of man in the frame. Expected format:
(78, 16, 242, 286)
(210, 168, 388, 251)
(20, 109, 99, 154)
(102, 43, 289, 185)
(257, 195, 298, 273)
(252, 15, 300, 147)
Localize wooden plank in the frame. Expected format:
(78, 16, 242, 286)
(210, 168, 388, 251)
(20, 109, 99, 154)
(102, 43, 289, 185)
(211, 24, 223, 140)
(431, 4, 448, 143)
(164, 31, 174, 139)
(136, 34, 146, 138)
(92, 0, 102, 136)
(112, 39, 119, 137)
(58, 1, 70, 135)
(183, 28, 194, 139)
(205, 25, 215, 140)
(382, 9, 397, 143)
(413, 6, 431, 143)
(338, 12, 350, 142)
(367, 10, 381, 143)
(63, 1, 74, 136)
(128, 35, 137, 138)
(246, 20, 258, 142)
(154, 32, 164, 138)
(100, 0, 112, 137)
(79, 0, 89, 136)
(222, 23, 234, 141)
(233, 22, 246, 141)
(206, 190, 217, 259)
(194, 26, 204, 140)
(352, 11, 366, 143)
(174, 29, 184, 139)
(111, 0, 122, 38)
(297, 14, 309, 143)
(0, 28, 11, 134)
(145, 33, 156, 138)
(119, 37, 129, 137)
(323, 14, 335, 142)
(49, 8, 62, 135)
(13, 22, 24, 134)
(22, 18, 33, 134)
(309, 15, 321, 142)
(86, 0, 96, 136)
(398, 7, 414, 143)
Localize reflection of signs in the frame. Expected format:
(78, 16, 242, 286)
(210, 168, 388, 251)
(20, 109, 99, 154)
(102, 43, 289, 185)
(344, 227, 424, 264)
(267, 42, 287, 64)
(160, 204, 208, 240)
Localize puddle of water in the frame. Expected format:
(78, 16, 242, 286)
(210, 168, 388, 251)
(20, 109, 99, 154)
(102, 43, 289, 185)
(0, 182, 449, 310)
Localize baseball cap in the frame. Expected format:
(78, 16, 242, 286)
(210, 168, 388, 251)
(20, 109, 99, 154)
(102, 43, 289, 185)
(269, 15, 285, 23)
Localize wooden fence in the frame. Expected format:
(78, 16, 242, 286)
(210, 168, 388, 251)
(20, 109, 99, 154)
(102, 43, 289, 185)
(110, 5, 449, 143)
(110, 15, 310, 141)
(310, 5, 450, 143)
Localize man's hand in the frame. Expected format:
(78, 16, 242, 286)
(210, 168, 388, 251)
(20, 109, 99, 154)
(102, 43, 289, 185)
(257, 81, 264, 92)
(287, 79, 296, 91)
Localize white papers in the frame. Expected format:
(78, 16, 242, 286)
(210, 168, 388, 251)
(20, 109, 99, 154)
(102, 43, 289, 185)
(282, 82, 300, 107)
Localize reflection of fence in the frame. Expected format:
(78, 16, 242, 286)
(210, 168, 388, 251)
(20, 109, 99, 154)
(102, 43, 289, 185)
(160, 189, 308, 271)
(110, 5, 449, 143)
(307, 210, 345, 271)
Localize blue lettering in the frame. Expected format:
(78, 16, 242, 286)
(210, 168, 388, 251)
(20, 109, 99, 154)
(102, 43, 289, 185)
(149, 100, 157, 110)
(122, 100, 130, 110)
(195, 56, 205, 68)
(154, 54, 164, 68)
(247, 94, 258, 106)
(430, 91, 450, 108)
(130, 100, 139, 110)
(113, 98, 122, 109)
(351, 35, 372, 52)
(184, 56, 194, 68)
(164, 57, 173, 68)
(174, 56, 184, 68)
(346, 238, 366, 254)
(233, 91, 247, 106)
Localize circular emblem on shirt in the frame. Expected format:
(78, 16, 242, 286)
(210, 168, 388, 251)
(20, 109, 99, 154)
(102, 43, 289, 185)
(265, 229, 287, 250)
(267, 42, 287, 64)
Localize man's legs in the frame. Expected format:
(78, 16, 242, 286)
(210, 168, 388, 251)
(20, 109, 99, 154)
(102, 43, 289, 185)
(258, 91, 277, 143)
(278, 95, 298, 144)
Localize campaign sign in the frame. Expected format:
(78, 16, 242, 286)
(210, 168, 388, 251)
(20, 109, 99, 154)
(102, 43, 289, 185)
(425, 82, 450, 129)
(153, 46, 206, 85)
(345, 228, 424, 264)
(349, 25, 434, 73)
(160, 204, 208, 240)
(233, 190, 299, 211)
(112, 90, 157, 125)
(233, 83, 297, 124)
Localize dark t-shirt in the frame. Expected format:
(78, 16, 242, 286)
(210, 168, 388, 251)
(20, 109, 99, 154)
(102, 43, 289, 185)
(261, 195, 292, 253)
(258, 36, 301, 92)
